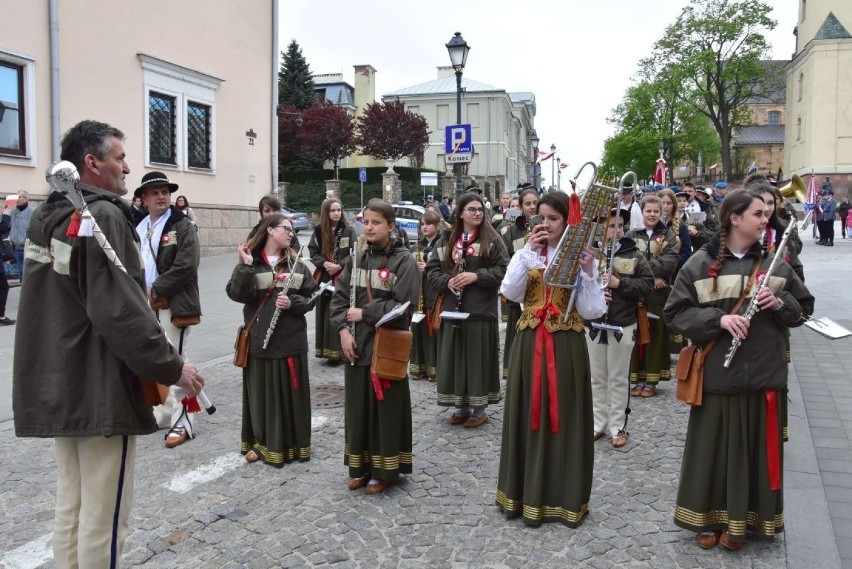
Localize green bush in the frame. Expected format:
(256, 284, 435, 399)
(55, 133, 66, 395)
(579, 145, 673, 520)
(281, 167, 445, 213)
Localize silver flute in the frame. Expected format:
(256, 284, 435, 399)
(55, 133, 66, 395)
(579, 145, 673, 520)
(722, 219, 796, 368)
(262, 246, 304, 349)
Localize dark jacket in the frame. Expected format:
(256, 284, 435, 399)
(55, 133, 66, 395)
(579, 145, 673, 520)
(627, 221, 679, 306)
(308, 222, 357, 284)
(13, 184, 184, 437)
(426, 232, 508, 321)
(664, 236, 814, 394)
(148, 206, 201, 318)
(329, 240, 421, 366)
(226, 250, 317, 358)
(588, 238, 654, 327)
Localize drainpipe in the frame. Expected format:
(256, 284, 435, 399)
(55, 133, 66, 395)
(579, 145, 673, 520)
(49, 0, 60, 162)
(271, 0, 279, 194)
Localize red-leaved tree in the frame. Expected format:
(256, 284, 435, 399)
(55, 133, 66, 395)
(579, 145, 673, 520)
(297, 101, 357, 178)
(355, 100, 431, 167)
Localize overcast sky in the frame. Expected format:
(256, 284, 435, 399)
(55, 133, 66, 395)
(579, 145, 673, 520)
(281, 0, 798, 186)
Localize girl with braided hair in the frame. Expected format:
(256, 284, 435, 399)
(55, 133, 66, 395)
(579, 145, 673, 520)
(664, 189, 814, 551)
(660, 189, 692, 354)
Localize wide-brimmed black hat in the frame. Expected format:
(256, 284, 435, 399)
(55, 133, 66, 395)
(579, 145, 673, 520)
(135, 171, 179, 198)
(465, 184, 482, 194)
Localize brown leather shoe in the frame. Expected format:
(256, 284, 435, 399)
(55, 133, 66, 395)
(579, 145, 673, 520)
(719, 532, 744, 551)
(450, 410, 472, 425)
(164, 426, 190, 449)
(347, 474, 371, 490)
(696, 531, 720, 549)
(630, 385, 644, 397)
(244, 449, 260, 463)
(464, 413, 489, 428)
(365, 479, 391, 494)
(641, 385, 657, 398)
(611, 431, 629, 448)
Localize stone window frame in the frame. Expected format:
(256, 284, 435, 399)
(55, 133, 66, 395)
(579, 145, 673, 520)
(0, 47, 36, 167)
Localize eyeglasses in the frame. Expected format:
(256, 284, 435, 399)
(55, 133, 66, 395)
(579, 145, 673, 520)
(274, 225, 295, 234)
(464, 207, 485, 214)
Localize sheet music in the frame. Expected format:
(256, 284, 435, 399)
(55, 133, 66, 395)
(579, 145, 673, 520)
(376, 301, 411, 327)
(689, 211, 706, 225)
(411, 313, 426, 324)
(438, 311, 470, 320)
(804, 317, 852, 340)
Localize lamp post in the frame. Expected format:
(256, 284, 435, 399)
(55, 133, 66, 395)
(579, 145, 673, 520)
(446, 31, 471, 201)
(530, 129, 540, 191)
(556, 157, 561, 191)
(549, 144, 556, 192)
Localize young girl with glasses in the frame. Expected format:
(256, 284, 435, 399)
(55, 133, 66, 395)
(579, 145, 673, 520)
(226, 214, 317, 467)
(426, 193, 509, 428)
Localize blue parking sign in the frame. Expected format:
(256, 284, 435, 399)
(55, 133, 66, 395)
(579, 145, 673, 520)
(359, 167, 367, 183)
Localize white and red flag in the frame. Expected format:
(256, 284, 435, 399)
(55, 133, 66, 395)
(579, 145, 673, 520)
(654, 158, 667, 185)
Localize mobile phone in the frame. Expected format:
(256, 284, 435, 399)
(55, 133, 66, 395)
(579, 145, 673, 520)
(529, 214, 543, 227)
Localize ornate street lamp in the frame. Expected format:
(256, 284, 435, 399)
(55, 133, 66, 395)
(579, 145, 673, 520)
(530, 129, 540, 191)
(556, 157, 561, 191)
(446, 32, 470, 200)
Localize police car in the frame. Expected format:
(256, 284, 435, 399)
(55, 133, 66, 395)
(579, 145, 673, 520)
(353, 202, 423, 245)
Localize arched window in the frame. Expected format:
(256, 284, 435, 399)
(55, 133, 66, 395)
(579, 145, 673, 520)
(802, 0, 807, 21)
(798, 72, 804, 101)
(796, 117, 802, 141)
(768, 111, 781, 126)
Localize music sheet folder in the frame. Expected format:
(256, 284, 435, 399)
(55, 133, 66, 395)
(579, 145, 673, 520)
(804, 317, 852, 340)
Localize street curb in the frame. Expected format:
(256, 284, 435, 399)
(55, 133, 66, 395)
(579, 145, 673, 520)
(784, 350, 842, 569)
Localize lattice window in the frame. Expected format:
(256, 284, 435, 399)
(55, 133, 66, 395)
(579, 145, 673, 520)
(768, 111, 780, 126)
(149, 91, 176, 164)
(187, 102, 211, 169)
(0, 61, 25, 156)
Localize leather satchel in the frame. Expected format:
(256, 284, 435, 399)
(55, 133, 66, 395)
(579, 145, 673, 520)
(233, 283, 277, 368)
(674, 260, 761, 407)
(675, 343, 711, 406)
(636, 301, 651, 345)
(140, 377, 170, 406)
(371, 326, 413, 380)
(171, 313, 201, 328)
(431, 294, 445, 329)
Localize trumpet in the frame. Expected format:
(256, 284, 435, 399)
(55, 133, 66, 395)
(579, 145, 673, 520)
(262, 245, 305, 349)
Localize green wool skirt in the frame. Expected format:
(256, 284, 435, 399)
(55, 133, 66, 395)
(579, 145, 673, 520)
(503, 302, 521, 380)
(314, 292, 342, 361)
(674, 390, 787, 543)
(436, 320, 502, 408)
(630, 304, 671, 384)
(344, 365, 413, 481)
(409, 310, 438, 379)
(242, 355, 312, 466)
(496, 328, 594, 528)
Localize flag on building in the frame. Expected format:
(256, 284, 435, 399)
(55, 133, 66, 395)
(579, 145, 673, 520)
(559, 162, 569, 169)
(539, 149, 556, 162)
(747, 161, 757, 175)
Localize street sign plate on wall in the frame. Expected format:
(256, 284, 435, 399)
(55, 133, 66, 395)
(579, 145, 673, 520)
(445, 124, 472, 154)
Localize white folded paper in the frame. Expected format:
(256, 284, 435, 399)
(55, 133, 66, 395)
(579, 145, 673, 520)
(308, 281, 334, 303)
(376, 301, 412, 327)
(439, 311, 470, 320)
(804, 317, 852, 340)
(411, 313, 426, 323)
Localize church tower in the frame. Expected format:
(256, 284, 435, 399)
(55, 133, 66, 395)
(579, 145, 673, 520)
(785, 0, 852, 185)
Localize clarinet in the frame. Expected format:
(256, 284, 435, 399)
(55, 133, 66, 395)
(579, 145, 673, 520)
(456, 231, 469, 310)
(262, 245, 304, 349)
(722, 219, 796, 368)
(348, 243, 359, 366)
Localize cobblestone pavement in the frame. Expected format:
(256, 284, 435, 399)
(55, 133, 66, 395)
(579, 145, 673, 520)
(1, 357, 787, 568)
(7, 227, 848, 568)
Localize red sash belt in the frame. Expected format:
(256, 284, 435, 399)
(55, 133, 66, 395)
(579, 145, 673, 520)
(765, 389, 782, 491)
(287, 356, 299, 390)
(530, 302, 560, 433)
(370, 371, 391, 401)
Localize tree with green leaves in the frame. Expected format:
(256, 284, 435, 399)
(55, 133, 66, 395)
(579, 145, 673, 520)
(654, 0, 777, 180)
(297, 101, 357, 179)
(279, 40, 315, 111)
(355, 101, 431, 167)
